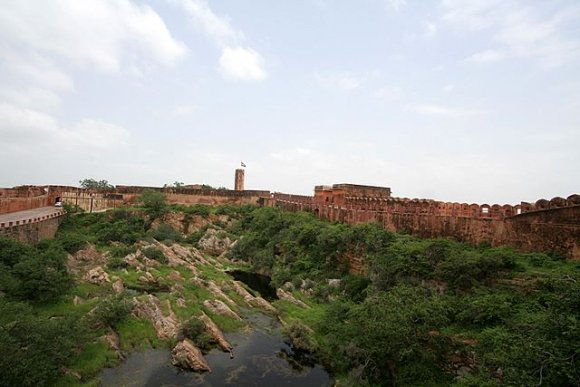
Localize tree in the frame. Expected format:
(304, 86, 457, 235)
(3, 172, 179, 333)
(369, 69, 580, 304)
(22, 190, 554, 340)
(139, 189, 167, 219)
(79, 178, 113, 191)
(163, 181, 185, 188)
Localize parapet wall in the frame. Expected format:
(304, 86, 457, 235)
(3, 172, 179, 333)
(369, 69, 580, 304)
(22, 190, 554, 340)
(0, 195, 49, 215)
(0, 210, 66, 244)
(272, 193, 580, 260)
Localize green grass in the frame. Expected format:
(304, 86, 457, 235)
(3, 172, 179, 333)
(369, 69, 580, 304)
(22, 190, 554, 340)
(69, 340, 119, 381)
(117, 317, 165, 351)
(203, 309, 246, 332)
(73, 281, 113, 299)
(171, 282, 212, 320)
(274, 296, 329, 328)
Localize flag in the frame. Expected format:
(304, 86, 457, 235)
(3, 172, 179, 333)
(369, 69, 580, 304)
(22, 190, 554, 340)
(241, 161, 246, 168)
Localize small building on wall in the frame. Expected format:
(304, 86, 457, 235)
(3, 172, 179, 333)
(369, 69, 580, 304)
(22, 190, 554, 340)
(314, 183, 392, 205)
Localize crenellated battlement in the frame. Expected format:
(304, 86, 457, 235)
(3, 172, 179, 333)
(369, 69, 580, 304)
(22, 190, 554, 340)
(272, 183, 579, 259)
(0, 180, 577, 259)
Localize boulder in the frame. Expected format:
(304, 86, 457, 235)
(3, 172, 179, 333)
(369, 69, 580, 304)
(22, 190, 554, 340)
(168, 270, 183, 282)
(112, 279, 124, 294)
(123, 253, 144, 270)
(199, 312, 232, 351)
(327, 279, 341, 288)
(251, 296, 276, 313)
(171, 339, 211, 372)
(101, 328, 123, 359)
(142, 257, 160, 268)
(73, 295, 85, 305)
(197, 228, 233, 256)
(276, 288, 310, 309)
(282, 282, 295, 291)
(132, 294, 180, 339)
(206, 280, 237, 307)
(67, 244, 107, 274)
(232, 281, 255, 304)
(232, 281, 276, 312)
(203, 299, 242, 321)
(85, 266, 110, 284)
(138, 271, 157, 285)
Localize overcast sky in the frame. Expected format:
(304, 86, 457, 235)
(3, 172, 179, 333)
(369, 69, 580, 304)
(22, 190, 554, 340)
(0, 0, 578, 204)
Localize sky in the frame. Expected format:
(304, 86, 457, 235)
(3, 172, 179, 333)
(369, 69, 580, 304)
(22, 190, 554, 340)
(0, 0, 579, 205)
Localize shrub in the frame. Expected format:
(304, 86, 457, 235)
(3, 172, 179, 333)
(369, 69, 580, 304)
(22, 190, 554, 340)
(0, 300, 84, 387)
(0, 238, 72, 303)
(59, 233, 88, 254)
(91, 295, 132, 329)
(139, 189, 167, 219)
(142, 247, 167, 264)
(184, 204, 211, 218)
(149, 224, 182, 243)
(284, 320, 319, 352)
(108, 244, 136, 258)
(107, 256, 128, 270)
(182, 318, 212, 351)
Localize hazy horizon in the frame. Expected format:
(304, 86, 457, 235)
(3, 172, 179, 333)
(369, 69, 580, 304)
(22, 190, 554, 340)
(1, 1, 578, 205)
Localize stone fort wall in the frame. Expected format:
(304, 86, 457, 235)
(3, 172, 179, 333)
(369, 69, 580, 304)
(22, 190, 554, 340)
(0, 210, 65, 244)
(1, 183, 577, 259)
(271, 192, 580, 260)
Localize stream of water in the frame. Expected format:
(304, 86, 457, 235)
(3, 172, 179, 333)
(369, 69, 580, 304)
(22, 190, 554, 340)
(101, 272, 331, 386)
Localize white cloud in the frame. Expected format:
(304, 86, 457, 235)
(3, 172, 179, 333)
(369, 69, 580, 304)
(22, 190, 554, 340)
(374, 86, 401, 100)
(410, 104, 486, 118)
(171, 105, 197, 117)
(315, 72, 364, 90)
(443, 84, 455, 93)
(386, 0, 407, 11)
(465, 49, 504, 63)
(443, 1, 580, 67)
(0, 0, 186, 73)
(65, 119, 130, 149)
(174, 0, 242, 45)
(424, 22, 438, 38)
(174, 0, 267, 83)
(0, 87, 62, 112)
(219, 46, 267, 82)
(0, 103, 129, 150)
(0, 48, 75, 92)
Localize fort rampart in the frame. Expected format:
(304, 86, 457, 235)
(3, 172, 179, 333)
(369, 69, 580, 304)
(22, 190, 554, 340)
(0, 209, 66, 243)
(1, 183, 577, 259)
(270, 191, 579, 259)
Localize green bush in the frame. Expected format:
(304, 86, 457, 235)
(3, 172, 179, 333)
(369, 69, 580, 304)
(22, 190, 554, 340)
(139, 189, 167, 219)
(0, 237, 71, 303)
(107, 256, 128, 270)
(284, 320, 319, 352)
(91, 295, 132, 329)
(0, 300, 85, 387)
(58, 232, 88, 254)
(182, 318, 212, 351)
(184, 204, 211, 217)
(149, 223, 182, 243)
(142, 247, 167, 264)
(108, 243, 136, 258)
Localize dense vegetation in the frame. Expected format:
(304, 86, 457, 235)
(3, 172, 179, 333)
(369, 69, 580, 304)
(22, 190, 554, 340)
(0, 197, 250, 386)
(0, 201, 578, 386)
(230, 207, 580, 386)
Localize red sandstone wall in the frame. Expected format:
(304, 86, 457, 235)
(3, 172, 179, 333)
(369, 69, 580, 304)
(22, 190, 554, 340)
(272, 198, 580, 260)
(0, 215, 64, 244)
(502, 206, 580, 259)
(0, 196, 49, 214)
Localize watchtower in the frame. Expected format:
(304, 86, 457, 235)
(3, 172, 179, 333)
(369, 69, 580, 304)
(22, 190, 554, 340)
(234, 169, 245, 191)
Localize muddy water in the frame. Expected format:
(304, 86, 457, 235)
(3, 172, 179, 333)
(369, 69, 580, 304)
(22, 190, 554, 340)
(101, 310, 331, 386)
